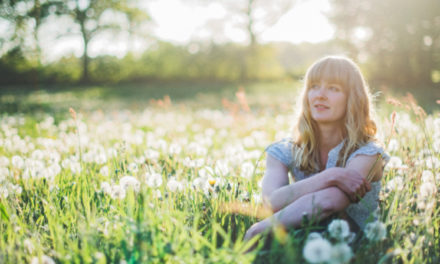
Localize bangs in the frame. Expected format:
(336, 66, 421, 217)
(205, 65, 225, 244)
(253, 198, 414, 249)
(306, 57, 355, 91)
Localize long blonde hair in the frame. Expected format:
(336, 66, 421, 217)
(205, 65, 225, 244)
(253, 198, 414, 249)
(292, 56, 377, 173)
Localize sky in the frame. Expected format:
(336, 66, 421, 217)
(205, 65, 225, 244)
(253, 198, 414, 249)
(146, 0, 333, 44)
(37, 0, 333, 61)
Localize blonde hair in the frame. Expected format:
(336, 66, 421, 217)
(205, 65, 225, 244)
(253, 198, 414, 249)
(293, 56, 377, 173)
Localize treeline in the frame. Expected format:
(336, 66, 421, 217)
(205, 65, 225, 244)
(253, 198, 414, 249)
(0, 41, 342, 85)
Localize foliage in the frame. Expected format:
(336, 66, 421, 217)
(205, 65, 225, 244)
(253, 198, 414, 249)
(328, 0, 440, 86)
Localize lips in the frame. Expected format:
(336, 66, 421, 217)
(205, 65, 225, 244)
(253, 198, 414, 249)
(314, 104, 330, 109)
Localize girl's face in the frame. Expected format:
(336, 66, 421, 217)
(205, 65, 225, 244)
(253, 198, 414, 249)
(307, 80, 348, 125)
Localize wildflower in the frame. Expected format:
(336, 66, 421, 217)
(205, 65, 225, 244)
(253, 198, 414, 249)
(167, 178, 184, 192)
(240, 162, 254, 179)
(119, 176, 140, 192)
(329, 243, 353, 264)
(328, 219, 351, 241)
(0, 156, 9, 167)
(110, 185, 126, 199)
(0, 186, 8, 198)
(99, 166, 109, 177)
(30, 255, 56, 264)
(386, 156, 402, 169)
(23, 238, 34, 253)
(421, 170, 434, 183)
(306, 232, 323, 241)
(364, 221, 387, 242)
(419, 182, 436, 198)
(303, 238, 332, 263)
(215, 159, 229, 176)
(11, 155, 25, 169)
(385, 176, 404, 191)
(387, 139, 399, 152)
(146, 172, 163, 188)
(100, 182, 112, 194)
(198, 166, 214, 178)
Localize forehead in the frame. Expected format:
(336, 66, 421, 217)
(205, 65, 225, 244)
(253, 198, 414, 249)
(307, 59, 350, 87)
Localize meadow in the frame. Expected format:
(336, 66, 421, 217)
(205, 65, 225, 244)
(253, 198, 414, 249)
(0, 82, 438, 263)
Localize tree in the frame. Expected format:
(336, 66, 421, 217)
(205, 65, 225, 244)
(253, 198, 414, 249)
(55, 0, 149, 83)
(328, 0, 440, 87)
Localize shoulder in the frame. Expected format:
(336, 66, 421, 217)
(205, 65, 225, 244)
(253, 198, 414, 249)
(347, 141, 390, 166)
(265, 138, 294, 167)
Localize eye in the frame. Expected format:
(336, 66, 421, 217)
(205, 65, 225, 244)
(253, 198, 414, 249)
(310, 84, 319, 90)
(329, 85, 341, 92)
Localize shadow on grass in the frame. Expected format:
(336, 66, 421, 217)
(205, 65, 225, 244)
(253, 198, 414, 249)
(0, 80, 299, 115)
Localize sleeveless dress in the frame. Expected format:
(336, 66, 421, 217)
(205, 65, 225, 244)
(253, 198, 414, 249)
(265, 138, 390, 230)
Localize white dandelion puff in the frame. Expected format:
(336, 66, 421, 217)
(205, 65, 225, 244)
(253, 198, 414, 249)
(119, 176, 140, 192)
(30, 255, 56, 264)
(364, 221, 387, 242)
(99, 166, 109, 177)
(303, 238, 332, 263)
(146, 173, 163, 188)
(167, 178, 184, 192)
(328, 219, 351, 241)
(306, 232, 323, 241)
(329, 243, 353, 264)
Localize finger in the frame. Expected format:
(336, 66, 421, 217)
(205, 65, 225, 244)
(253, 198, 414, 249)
(366, 181, 371, 192)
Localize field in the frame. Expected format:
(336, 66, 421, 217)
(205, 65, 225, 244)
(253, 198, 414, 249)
(0, 82, 438, 263)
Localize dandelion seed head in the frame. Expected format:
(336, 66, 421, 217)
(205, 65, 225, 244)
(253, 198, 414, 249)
(329, 243, 353, 264)
(303, 238, 332, 263)
(364, 221, 387, 242)
(119, 176, 140, 192)
(30, 255, 55, 264)
(328, 219, 351, 241)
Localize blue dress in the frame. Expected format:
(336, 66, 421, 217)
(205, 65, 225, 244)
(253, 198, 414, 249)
(265, 138, 390, 230)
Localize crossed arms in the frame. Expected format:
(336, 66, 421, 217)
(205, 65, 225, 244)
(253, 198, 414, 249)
(244, 153, 384, 240)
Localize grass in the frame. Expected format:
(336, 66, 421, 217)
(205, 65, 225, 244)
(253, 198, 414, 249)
(0, 82, 438, 263)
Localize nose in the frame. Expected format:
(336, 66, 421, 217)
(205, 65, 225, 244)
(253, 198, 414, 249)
(315, 84, 327, 99)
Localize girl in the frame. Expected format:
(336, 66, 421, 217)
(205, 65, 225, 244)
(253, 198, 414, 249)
(244, 56, 390, 240)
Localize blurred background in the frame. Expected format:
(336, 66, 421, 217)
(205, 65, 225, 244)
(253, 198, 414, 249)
(0, 0, 439, 112)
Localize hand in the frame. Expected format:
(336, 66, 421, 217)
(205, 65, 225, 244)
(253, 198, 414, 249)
(333, 169, 371, 202)
(244, 220, 271, 241)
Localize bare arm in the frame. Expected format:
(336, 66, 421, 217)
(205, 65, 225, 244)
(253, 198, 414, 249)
(261, 155, 290, 205)
(245, 153, 385, 240)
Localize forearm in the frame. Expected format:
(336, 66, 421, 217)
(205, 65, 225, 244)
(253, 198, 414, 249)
(269, 167, 346, 212)
(267, 186, 351, 228)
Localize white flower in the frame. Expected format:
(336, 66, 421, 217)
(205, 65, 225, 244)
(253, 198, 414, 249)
(167, 178, 183, 192)
(364, 221, 387, 242)
(30, 255, 56, 264)
(23, 238, 34, 253)
(240, 162, 254, 179)
(419, 182, 436, 198)
(328, 219, 351, 241)
(0, 156, 9, 167)
(110, 185, 126, 199)
(0, 186, 8, 198)
(386, 176, 404, 191)
(329, 243, 353, 264)
(421, 170, 435, 183)
(119, 176, 140, 192)
(127, 162, 139, 173)
(99, 166, 109, 177)
(11, 155, 25, 169)
(387, 139, 399, 152)
(100, 182, 112, 194)
(146, 173, 163, 188)
(306, 232, 323, 241)
(214, 159, 229, 176)
(303, 238, 332, 263)
(386, 156, 402, 169)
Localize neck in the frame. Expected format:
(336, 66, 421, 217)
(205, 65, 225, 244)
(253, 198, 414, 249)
(317, 123, 344, 153)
